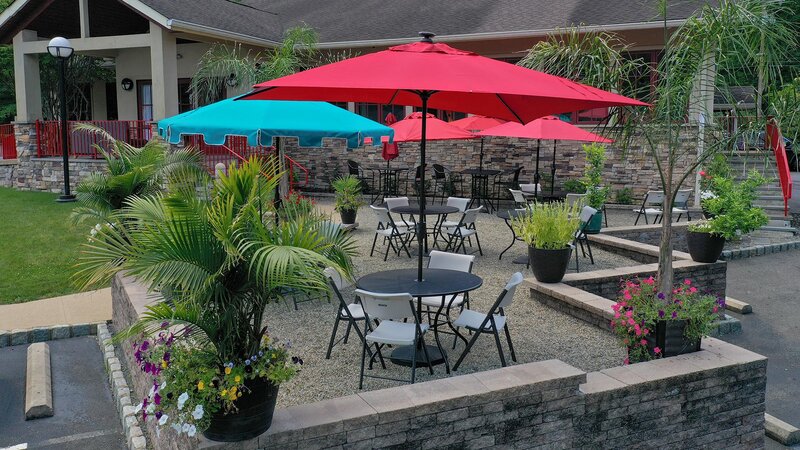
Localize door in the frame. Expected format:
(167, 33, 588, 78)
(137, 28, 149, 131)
(137, 80, 153, 122)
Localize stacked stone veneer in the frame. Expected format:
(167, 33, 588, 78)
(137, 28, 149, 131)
(112, 270, 764, 450)
(0, 122, 107, 192)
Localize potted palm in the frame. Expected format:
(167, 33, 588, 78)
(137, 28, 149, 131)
(581, 143, 610, 233)
(331, 175, 365, 225)
(512, 201, 580, 283)
(76, 157, 356, 442)
(687, 171, 769, 263)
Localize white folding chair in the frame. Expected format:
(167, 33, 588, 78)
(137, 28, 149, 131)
(672, 189, 693, 222)
(440, 197, 471, 229)
(369, 205, 414, 261)
(566, 193, 587, 209)
(452, 272, 523, 370)
(509, 189, 528, 209)
(444, 206, 484, 255)
(633, 190, 665, 225)
(573, 206, 598, 272)
(519, 183, 543, 198)
(384, 196, 415, 228)
(355, 290, 432, 388)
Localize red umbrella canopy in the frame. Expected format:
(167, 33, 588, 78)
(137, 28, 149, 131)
(242, 36, 648, 123)
(479, 115, 613, 143)
(450, 115, 508, 132)
(390, 112, 476, 142)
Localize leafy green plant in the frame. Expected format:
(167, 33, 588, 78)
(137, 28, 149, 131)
(614, 188, 634, 205)
(611, 277, 725, 364)
(562, 179, 586, 194)
(512, 201, 581, 250)
(331, 175, 365, 212)
(581, 143, 610, 209)
(691, 171, 769, 239)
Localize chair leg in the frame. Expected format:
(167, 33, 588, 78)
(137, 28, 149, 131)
(492, 329, 507, 367)
(421, 337, 434, 375)
(475, 234, 483, 256)
(359, 338, 368, 390)
(586, 239, 594, 264)
(453, 328, 482, 371)
(325, 317, 341, 359)
(343, 319, 352, 344)
(504, 325, 517, 362)
(370, 233, 379, 257)
(575, 245, 580, 273)
(410, 339, 418, 384)
(383, 239, 391, 261)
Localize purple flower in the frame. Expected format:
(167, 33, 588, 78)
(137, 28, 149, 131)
(155, 411, 163, 420)
(291, 356, 304, 365)
(160, 321, 169, 329)
(671, 311, 678, 319)
(657, 292, 665, 300)
(163, 352, 171, 363)
(140, 340, 150, 351)
(658, 310, 665, 318)
(154, 393, 161, 405)
(245, 359, 251, 365)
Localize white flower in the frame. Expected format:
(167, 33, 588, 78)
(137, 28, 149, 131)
(187, 424, 197, 437)
(171, 423, 182, 433)
(158, 414, 169, 426)
(177, 392, 189, 410)
(192, 404, 204, 420)
(146, 403, 155, 414)
(90, 228, 98, 237)
(95, 223, 102, 231)
(182, 423, 191, 433)
(700, 190, 717, 200)
(134, 402, 143, 414)
(148, 385, 155, 397)
(160, 381, 167, 391)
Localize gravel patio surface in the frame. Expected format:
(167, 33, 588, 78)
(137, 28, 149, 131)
(266, 197, 632, 408)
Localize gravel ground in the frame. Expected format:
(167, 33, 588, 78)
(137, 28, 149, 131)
(266, 198, 631, 408)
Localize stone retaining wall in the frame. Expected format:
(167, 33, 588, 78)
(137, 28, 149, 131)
(112, 272, 764, 450)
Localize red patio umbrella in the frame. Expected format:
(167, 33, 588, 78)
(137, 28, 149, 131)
(450, 115, 508, 132)
(479, 115, 613, 196)
(390, 112, 476, 142)
(240, 32, 647, 281)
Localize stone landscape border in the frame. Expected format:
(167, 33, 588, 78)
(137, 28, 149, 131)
(0, 321, 107, 347)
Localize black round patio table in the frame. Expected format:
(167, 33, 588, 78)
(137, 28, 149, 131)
(390, 205, 459, 253)
(356, 268, 483, 368)
(497, 209, 531, 264)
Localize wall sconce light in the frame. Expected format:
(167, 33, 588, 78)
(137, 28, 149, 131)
(121, 78, 133, 91)
(226, 73, 238, 88)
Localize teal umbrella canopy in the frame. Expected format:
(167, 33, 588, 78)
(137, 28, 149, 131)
(157, 96, 393, 148)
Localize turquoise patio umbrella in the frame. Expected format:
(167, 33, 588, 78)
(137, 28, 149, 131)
(157, 96, 393, 148)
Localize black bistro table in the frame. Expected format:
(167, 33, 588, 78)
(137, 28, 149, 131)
(461, 168, 501, 212)
(389, 205, 459, 253)
(371, 166, 409, 204)
(497, 209, 531, 264)
(356, 268, 483, 369)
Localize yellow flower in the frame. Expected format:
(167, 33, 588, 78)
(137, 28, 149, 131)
(220, 389, 227, 397)
(237, 392, 242, 398)
(234, 376, 241, 383)
(229, 392, 237, 401)
(224, 367, 231, 375)
(197, 381, 205, 391)
(230, 386, 237, 394)
(161, 360, 168, 369)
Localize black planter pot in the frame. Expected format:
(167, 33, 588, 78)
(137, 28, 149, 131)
(687, 230, 725, 263)
(528, 246, 572, 283)
(340, 209, 357, 225)
(203, 378, 280, 442)
(645, 319, 701, 357)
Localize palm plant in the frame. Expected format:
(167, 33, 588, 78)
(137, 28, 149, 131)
(70, 123, 207, 226)
(75, 157, 356, 363)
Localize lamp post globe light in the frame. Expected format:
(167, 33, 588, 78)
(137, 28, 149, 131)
(47, 36, 76, 202)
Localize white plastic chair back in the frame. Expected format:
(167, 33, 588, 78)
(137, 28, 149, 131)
(498, 272, 524, 308)
(673, 189, 692, 207)
(579, 206, 598, 224)
(462, 207, 482, 226)
(385, 197, 409, 210)
(323, 267, 351, 290)
(428, 250, 474, 273)
(509, 189, 527, 205)
(446, 197, 470, 213)
(369, 205, 391, 225)
(566, 193, 587, 209)
(354, 290, 415, 321)
(643, 191, 665, 206)
(519, 183, 542, 194)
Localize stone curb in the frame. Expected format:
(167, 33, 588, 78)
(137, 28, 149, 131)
(721, 240, 800, 261)
(25, 342, 53, 419)
(0, 321, 109, 347)
(96, 323, 146, 450)
(709, 314, 742, 336)
(724, 297, 752, 315)
(765, 413, 800, 445)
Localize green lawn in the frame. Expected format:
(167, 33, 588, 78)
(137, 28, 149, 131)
(0, 187, 94, 304)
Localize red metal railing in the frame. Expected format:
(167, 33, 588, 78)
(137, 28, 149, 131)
(35, 120, 151, 158)
(0, 124, 15, 159)
(766, 117, 793, 216)
(182, 134, 309, 189)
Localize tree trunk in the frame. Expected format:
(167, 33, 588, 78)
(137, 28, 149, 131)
(658, 177, 675, 301)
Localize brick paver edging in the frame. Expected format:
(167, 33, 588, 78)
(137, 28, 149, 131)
(96, 323, 147, 450)
(0, 321, 108, 347)
(721, 240, 800, 260)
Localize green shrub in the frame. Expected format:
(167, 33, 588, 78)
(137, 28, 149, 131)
(690, 170, 769, 239)
(614, 187, 634, 204)
(331, 175, 365, 212)
(512, 201, 581, 249)
(562, 179, 586, 194)
(581, 143, 610, 209)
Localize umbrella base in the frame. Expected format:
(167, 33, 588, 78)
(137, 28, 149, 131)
(389, 344, 447, 367)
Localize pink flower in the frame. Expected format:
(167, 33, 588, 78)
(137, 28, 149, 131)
(625, 310, 633, 318)
(623, 358, 630, 365)
(623, 291, 632, 300)
(611, 303, 620, 312)
(640, 339, 647, 346)
(643, 276, 654, 285)
(653, 347, 662, 354)
(627, 318, 635, 326)
(614, 312, 621, 319)
(684, 279, 692, 286)
(713, 306, 719, 313)
(642, 328, 649, 335)
(699, 170, 706, 176)
(634, 324, 642, 336)
(689, 287, 697, 293)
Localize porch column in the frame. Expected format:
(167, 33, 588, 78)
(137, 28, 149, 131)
(12, 30, 42, 122)
(149, 23, 178, 121)
(78, 0, 90, 38)
(91, 81, 107, 120)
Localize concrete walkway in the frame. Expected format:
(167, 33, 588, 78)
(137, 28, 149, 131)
(0, 289, 111, 331)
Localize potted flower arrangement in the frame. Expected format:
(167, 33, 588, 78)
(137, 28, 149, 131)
(611, 277, 725, 364)
(581, 143, 610, 233)
(76, 158, 356, 442)
(331, 175, 365, 225)
(512, 201, 580, 283)
(687, 171, 769, 263)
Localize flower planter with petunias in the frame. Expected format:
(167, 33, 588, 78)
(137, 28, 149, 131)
(611, 277, 725, 364)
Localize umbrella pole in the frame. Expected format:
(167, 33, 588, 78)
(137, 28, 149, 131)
(417, 92, 431, 282)
(479, 137, 485, 172)
(534, 139, 541, 198)
(551, 141, 557, 196)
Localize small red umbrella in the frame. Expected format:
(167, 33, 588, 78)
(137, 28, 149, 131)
(390, 112, 476, 142)
(384, 112, 398, 125)
(450, 115, 508, 132)
(381, 142, 399, 162)
(480, 115, 614, 196)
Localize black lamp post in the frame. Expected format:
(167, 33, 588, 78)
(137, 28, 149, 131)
(47, 36, 76, 203)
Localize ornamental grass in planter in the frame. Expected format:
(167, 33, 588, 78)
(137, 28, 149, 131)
(611, 277, 725, 364)
(75, 157, 357, 442)
(581, 143, 610, 234)
(512, 201, 580, 283)
(331, 175, 365, 225)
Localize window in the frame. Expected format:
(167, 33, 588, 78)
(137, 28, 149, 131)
(354, 103, 406, 124)
(418, 108, 467, 122)
(177, 78, 224, 114)
(137, 80, 153, 121)
(625, 50, 663, 101)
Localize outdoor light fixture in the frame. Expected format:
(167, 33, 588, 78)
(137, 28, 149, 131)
(47, 36, 76, 202)
(121, 78, 133, 91)
(226, 73, 238, 88)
